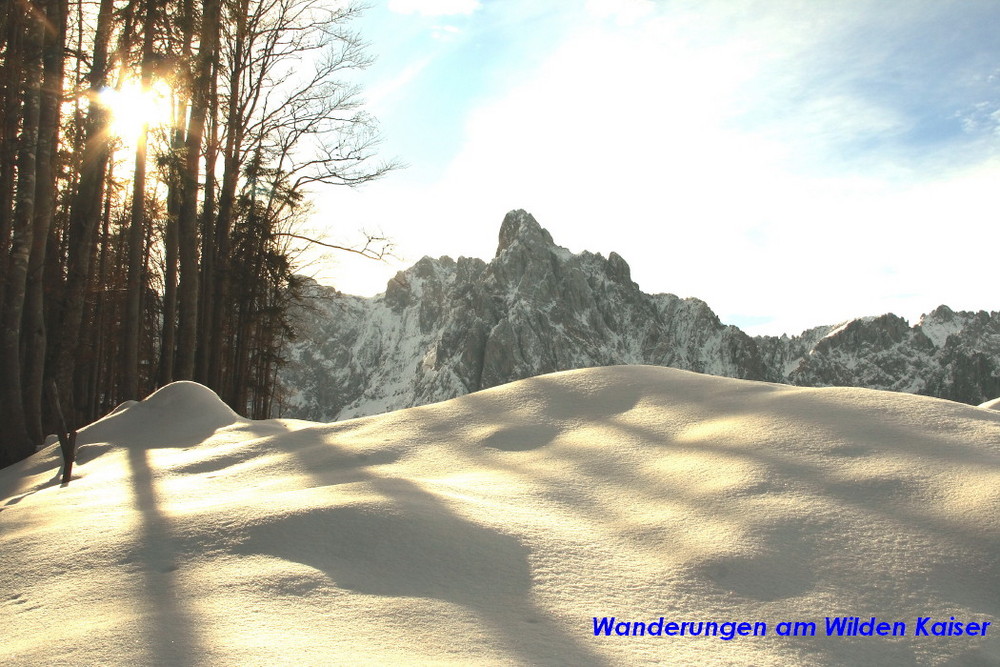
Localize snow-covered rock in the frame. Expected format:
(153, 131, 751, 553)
(766, 305, 1000, 404)
(280, 210, 1000, 421)
(281, 211, 762, 420)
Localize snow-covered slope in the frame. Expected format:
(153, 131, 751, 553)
(2, 369, 998, 665)
(281, 210, 1000, 421)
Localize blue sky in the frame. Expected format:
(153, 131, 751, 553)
(305, 0, 1000, 336)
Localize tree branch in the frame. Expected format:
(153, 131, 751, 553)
(275, 231, 392, 260)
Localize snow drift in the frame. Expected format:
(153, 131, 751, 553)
(1, 367, 998, 665)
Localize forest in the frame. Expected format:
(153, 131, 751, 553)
(0, 0, 391, 467)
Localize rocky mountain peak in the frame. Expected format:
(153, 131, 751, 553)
(814, 313, 912, 353)
(280, 210, 1000, 421)
(496, 209, 554, 256)
(606, 251, 632, 285)
(928, 304, 956, 321)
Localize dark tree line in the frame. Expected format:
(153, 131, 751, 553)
(0, 0, 392, 467)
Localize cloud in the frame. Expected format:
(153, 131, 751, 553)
(421, 6, 999, 331)
(363, 56, 434, 111)
(431, 24, 463, 41)
(585, 0, 655, 25)
(957, 102, 1000, 138)
(310, 1, 1000, 336)
(387, 0, 481, 17)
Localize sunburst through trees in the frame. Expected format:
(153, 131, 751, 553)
(0, 0, 395, 467)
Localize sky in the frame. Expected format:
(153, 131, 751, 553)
(302, 0, 1000, 336)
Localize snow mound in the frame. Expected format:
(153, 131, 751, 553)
(1, 366, 999, 665)
(980, 397, 1000, 410)
(76, 381, 245, 450)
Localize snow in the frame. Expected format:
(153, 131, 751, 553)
(920, 316, 965, 349)
(817, 315, 881, 344)
(2, 366, 999, 665)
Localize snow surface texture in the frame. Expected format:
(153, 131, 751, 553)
(280, 210, 1000, 422)
(2, 369, 999, 665)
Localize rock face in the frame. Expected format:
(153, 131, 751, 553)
(762, 306, 1000, 404)
(280, 210, 1000, 420)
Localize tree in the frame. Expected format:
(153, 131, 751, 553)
(122, 0, 161, 399)
(22, 0, 69, 444)
(52, 0, 116, 424)
(0, 0, 44, 465)
(173, 0, 222, 381)
(0, 0, 394, 468)
(198, 0, 395, 408)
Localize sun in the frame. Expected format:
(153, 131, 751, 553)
(99, 79, 173, 144)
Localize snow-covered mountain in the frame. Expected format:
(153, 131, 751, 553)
(759, 307, 1000, 405)
(280, 210, 1000, 421)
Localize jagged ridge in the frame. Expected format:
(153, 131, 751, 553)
(280, 210, 1000, 420)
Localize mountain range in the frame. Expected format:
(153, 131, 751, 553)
(279, 210, 1000, 421)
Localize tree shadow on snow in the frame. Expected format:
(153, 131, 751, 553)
(236, 460, 607, 665)
(125, 446, 205, 665)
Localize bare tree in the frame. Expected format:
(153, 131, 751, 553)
(0, 0, 395, 467)
(121, 0, 162, 399)
(53, 0, 116, 423)
(0, 0, 44, 465)
(201, 0, 396, 401)
(22, 0, 69, 443)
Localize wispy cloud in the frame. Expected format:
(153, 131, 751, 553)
(430, 24, 463, 41)
(585, 0, 655, 25)
(312, 1, 1000, 335)
(362, 56, 434, 111)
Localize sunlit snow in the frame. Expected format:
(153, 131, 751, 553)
(1, 368, 998, 665)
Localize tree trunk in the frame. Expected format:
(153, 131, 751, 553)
(159, 184, 179, 386)
(85, 166, 114, 423)
(53, 0, 114, 421)
(23, 0, 68, 443)
(0, 2, 43, 464)
(0, 0, 23, 319)
(175, 0, 221, 380)
(195, 58, 220, 382)
(158, 0, 194, 388)
(122, 0, 158, 399)
(207, 0, 249, 389)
